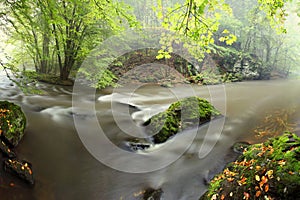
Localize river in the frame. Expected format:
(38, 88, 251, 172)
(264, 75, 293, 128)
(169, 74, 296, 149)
(0, 71, 299, 200)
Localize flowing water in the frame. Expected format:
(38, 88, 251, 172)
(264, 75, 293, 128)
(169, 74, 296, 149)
(0, 71, 300, 200)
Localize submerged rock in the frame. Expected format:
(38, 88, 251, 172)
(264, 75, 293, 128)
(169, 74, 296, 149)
(0, 101, 26, 146)
(4, 158, 34, 185)
(232, 142, 250, 154)
(144, 96, 221, 143)
(143, 188, 164, 200)
(0, 139, 16, 158)
(200, 132, 300, 200)
(124, 141, 151, 151)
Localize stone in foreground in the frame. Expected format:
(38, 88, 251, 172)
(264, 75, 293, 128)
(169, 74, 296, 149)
(0, 139, 16, 158)
(4, 158, 34, 185)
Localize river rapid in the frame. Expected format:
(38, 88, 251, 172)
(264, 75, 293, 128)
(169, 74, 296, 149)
(0, 72, 300, 200)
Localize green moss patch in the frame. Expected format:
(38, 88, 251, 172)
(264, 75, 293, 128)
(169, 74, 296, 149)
(145, 96, 221, 143)
(0, 101, 26, 146)
(200, 132, 300, 200)
(23, 70, 74, 86)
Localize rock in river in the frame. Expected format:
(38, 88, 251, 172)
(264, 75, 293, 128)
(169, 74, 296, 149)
(144, 96, 221, 144)
(0, 139, 16, 158)
(143, 188, 164, 200)
(0, 101, 34, 185)
(4, 158, 34, 185)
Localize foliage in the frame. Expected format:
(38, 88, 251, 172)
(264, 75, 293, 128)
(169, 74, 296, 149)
(204, 0, 300, 80)
(154, 0, 292, 63)
(189, 71, 222, 85)
(189, 70, 242, 85)
(0, 0, 137, 81)
(145, 96, 221, 143)
(201, 132, 300, 200)
(0, 101, 26, 147)
(155, 0, 233, 61)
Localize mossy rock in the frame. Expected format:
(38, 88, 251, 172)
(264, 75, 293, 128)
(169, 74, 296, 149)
(145, 97, 221, 143)
(200, 132, 300, 200)
(0, 101, 26, 147)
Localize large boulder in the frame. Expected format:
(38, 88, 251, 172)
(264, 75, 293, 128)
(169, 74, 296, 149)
(200, 133, 300, 200)
(145, 96, 221, 143)
(0, 101, 26, 146)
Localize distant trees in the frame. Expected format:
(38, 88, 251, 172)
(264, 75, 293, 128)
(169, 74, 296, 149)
(0, 0, 298, 88)
(157, 0, 297, 79)
(0, 0, 136, 80)
(218, 0, 299, 79)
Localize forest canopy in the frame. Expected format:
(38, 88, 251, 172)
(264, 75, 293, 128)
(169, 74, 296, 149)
(0, 0, 299, 89)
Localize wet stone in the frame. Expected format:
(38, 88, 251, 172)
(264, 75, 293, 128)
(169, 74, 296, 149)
(232, 142, 250, 154)
(143, 188, 164, 200)
(127, 142, 151, 151)
(0, 139, 16, 158)
(4, 158, 34, 185)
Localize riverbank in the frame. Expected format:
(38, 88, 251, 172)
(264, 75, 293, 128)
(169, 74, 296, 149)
(200, 133, 300, 200)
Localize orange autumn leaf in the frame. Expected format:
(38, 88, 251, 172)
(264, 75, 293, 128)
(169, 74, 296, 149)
(221, 194, 225, 200)
(243, 192, 250, 200)
(256, 190, 261, 197)
(259, 176, 268, 188)
(238, 177, 247, 185)
(227, 177, 234, 182)
(265, 184, 269, 192)
(262, 176, 267, 181)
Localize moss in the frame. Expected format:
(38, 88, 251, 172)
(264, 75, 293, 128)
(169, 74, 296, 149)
(200, 132, 300, 200)
(0, 101, 26, 146)
(145, 97, 221, 143)
(22, 70, 74, 86)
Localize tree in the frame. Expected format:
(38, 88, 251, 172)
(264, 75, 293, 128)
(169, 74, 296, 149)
(156, 0, 292, 62)
(0, 0, 137, 81)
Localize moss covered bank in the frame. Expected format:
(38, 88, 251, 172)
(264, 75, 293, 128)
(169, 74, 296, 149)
(200, 133, 300, 200)
(0, 101, 26, 146)
(0, 101, 34, 185)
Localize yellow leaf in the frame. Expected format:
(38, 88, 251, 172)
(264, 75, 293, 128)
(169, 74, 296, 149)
(219, 37, 226, 42)
(221, 194, 225, 200)
(267, 170, 273, 179)
(227, 177, 234, 182)
(222, 29, 229, 34)
(255, 175, 260, 181)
